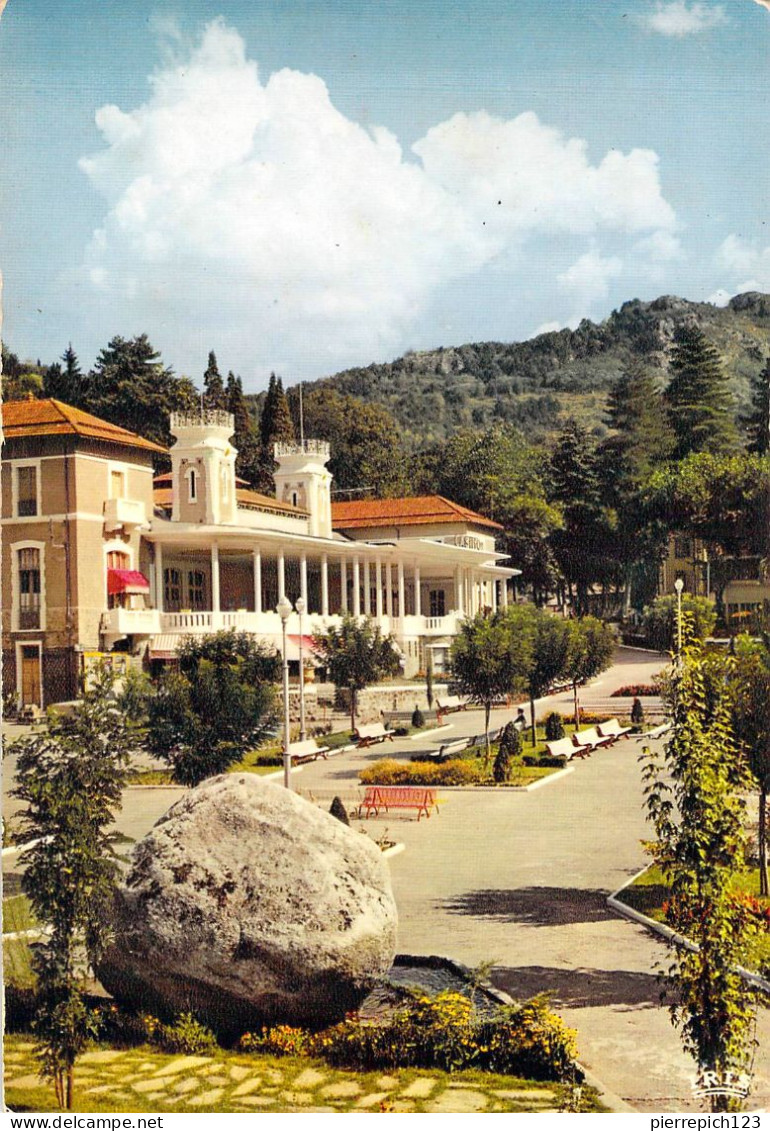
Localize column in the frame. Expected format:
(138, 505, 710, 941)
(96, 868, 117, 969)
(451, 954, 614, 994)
(492, 576, 498, 612)
(414, 563, 421, 617)
(376, 559, 383, 619)
(397, 561, 405, 621)
(501, 577, 509, 608)
(353, 557, 361, 616)
(155, 543, 164, 612)
(340, 558, 348, 613)
(300, 553, 308, 608)
(386, 562, 393, 618)
(253, 549, 262, 614)
(321, 554, 329, 617)
(278, 548, 285, 602)
(454, 565, 463, 615)
(211, 543, 220, 614)
(363, 559, 371, 615)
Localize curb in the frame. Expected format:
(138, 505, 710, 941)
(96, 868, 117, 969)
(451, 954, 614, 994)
(607, 869, 770, 995)
(382, 842, 405, 859)
(410, 724, 453, 741)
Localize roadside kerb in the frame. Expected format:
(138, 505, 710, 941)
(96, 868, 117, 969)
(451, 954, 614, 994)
(608, 867, 770, 995)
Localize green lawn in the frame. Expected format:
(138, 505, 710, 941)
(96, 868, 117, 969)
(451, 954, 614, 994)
(619, 865, 770, 975)
(3, 1036, 604, 1114)
(3, 895, 38, 934)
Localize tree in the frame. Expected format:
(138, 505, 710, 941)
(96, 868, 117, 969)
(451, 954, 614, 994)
(731, 640, 770, 896)
(642, 593, 716, 653)
(449, 611, 532, 763)
(87, 334, 198, 452)
(665, 324, 738, 460)
(227, 370, 261, 487)
(493, 721, 522, 783)
(145, 630, 280, 786)
(293, 386, 409, 497)
(44, 345, 84, 405)
(313, 614, 401, 731)
(11, 667, 133, 1109)
(2, 344, 44, 400)
(563, 616, 615, 726)
(747, 358, 770, 456)
(255, 373, 296, 493)
(202, 350, 227, 410)
(641, 640, 758, 1111)
(501, 604, 570, 745)
(548, 421, 620, 614)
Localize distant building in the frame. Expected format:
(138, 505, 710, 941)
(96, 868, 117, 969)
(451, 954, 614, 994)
(2, 401, 517, 708)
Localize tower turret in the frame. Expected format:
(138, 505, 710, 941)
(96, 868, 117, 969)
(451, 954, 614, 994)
(273, 440, 332, 537)
(169, 410, 238, 525)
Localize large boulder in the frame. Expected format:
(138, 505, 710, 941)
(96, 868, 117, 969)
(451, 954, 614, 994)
(97, 774, 397, 1036)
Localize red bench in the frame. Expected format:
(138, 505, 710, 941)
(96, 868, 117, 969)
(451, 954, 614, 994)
(360, 785, 439, 821)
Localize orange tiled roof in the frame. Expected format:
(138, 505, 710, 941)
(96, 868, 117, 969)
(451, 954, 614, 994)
(332, 495, 502, 532)
(153, 485, 307, 516)
(2, 398, 167, 454)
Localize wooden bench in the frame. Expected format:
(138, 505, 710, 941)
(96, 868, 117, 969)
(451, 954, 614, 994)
(354, 723, 395, 748)
(546, 737, 582, 761)
(634, 721, 673, 742)
(287, 738, 332, 765)
(597, 718, 632, 744)
(435, 695, 468, 721)
(572, 727, 614, 755)
(360, 785, 438, 821)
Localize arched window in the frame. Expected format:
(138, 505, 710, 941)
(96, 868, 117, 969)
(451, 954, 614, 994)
(188, 468, 197, 503)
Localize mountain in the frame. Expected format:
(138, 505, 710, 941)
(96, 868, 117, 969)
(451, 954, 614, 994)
(274, 292, 770, 448)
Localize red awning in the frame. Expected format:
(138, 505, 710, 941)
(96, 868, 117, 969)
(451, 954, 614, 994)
(107, 569, 150, 596)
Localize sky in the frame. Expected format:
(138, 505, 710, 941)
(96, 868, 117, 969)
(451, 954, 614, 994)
(0, 0, 768, 391)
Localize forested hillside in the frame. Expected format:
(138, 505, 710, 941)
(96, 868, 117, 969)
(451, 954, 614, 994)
(267, 292, 770, 447)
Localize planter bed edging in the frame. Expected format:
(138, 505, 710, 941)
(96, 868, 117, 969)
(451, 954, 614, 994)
(608, 868, 770, 995)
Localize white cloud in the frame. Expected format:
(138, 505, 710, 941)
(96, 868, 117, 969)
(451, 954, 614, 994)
(706, 288, 732, 307)
(643, 2, 728, 36)
(557, 251, 624, 312)
(633, 230, 683, 263)
(80, 19, 679, 378)
(715, 234, 770, 294)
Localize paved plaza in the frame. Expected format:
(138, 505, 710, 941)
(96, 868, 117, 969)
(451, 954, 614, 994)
(5, 647, 770, 1112)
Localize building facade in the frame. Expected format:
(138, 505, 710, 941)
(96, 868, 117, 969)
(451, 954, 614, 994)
(2, 402, 517, 707)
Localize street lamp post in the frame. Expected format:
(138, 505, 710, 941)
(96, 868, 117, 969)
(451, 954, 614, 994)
(295, 596, 307, 742)
(674, 577, 684, 661)
(277, 595, 292, 789)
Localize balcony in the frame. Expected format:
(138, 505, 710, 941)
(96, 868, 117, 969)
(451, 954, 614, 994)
(100, 608, 162, 641)
(103, 497, 147, 532)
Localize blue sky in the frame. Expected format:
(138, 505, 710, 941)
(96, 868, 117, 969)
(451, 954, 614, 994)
(1, 0, 768, 390)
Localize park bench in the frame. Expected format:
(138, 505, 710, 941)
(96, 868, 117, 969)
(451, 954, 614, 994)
(435, 695, 468, 721)
(360, 785, 439, 821)
(546, 737, 582, 761)
(354, 722, 395, 748)
(634, 721, 673, 742)
(597, 718, 632, 744)
(572, 727, 614, 754)
(287, 738, 332, 764)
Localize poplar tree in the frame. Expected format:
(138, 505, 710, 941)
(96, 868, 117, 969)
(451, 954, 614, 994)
(642, 637, 759, 1112)
(226, 370, 261, 486)
(203, 350, 227, 410)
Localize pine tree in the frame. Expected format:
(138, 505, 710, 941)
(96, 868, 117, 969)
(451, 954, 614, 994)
(665, 324, 738, 459)
(45, 344, 84, 405)
(227, 371, 261, 487)
(603, 357, 673, 486)
(202, 350, 227, 410)
(747, 357, 770, 455)
(256, 373, 296, 495)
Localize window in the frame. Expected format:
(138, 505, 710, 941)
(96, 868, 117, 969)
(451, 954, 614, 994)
(429, 589, 446, 618)
(16, 466, 38, 517)
(674, 536, 692, 559)
(107, 550, 130, 609)
(164, 568, 182, 611)
(188, 469, 197, 503)
(187, 570, 206, 610)
(18, 548, 41, 629)
(110, 469, 126, 499)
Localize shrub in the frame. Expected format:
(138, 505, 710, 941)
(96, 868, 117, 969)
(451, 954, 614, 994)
(329, 796, 350, 826)
(494, 722, 522, 783)
(157, 1013, 218, 1055)
(630, 698, 644, 727)
(360, 759, 482, 786)
(544, 712, 565, 742)
(642, 593, 716, 652)
(411, 706, 425, 729)
(4, 985, 40, 1033)
(238, 1024, 313, 1057)
(316, 990, 577, 1081)
(477, 997, 578, 1081)
(523, 755, 568, 768)
(610, 684, 660, 698)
